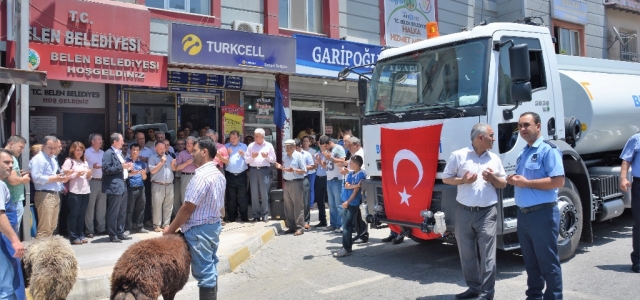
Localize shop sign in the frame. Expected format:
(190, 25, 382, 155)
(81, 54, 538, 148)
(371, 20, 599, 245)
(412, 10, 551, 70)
(28, 43, 167, 87)
(30, 80, 105, 109)
(295, 35, 383, 80)
(29, 0, 150, 52)
(384, 0, 436, 47)
(169, 24, 296, 73)
(30, 116, 57, 142)
(551, 0, 588, 25)
(221, 105, 245, 137)
(167, 71, 243, 90)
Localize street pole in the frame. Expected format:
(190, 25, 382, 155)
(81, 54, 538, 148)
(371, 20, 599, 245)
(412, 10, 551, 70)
(16, 0, 31, 241)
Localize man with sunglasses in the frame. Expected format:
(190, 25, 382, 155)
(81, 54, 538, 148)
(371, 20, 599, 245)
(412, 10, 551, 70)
(507, 112, 564, 300)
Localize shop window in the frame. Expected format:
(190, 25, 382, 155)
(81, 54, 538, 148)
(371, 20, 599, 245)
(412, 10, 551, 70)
(620, 30, 638, 62)
(129, 92, 177, 139)
(243, 95, 277, 142)
(325, 101, 360, 140)
(554, 26, 581, 56)
(279, 0, 322, 33)
(146, 0, 210, 15)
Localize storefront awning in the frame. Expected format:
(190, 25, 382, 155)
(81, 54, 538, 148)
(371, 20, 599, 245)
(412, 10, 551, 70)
(0, 68, 47, 86)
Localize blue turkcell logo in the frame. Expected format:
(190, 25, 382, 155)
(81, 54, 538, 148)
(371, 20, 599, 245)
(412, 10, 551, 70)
(634, 95, 640, 107)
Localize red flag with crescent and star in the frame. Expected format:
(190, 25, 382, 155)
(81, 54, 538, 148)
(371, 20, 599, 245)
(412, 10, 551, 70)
(381, 124, 443, 240)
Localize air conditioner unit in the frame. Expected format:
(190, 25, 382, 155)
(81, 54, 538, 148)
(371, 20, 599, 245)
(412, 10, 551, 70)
(340, 36, 369, 44)
(232, 20, 263, 34)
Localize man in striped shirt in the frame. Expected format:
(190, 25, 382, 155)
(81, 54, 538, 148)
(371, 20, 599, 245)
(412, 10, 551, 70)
(164, 137, 225, 300)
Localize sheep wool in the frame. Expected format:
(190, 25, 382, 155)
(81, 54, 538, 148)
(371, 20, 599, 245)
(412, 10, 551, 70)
(111, 234, 191, 300)
(23, 235, 79, 300)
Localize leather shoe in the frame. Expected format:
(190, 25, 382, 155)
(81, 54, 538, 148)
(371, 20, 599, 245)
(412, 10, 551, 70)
(632, 263, 640, 273)
(314, 222, 327, 228)
(284, 228, 296, 234)
(110, 237, 122, 243)
(392, 236, 405, 244)
(455, 289, 479, 299)
(118, 235, 132, 240)
(381, 235, 395, 242)
(136, 228, 149, 233)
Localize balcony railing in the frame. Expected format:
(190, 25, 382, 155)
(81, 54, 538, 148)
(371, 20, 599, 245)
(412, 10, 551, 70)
(605, 0, 640, 14)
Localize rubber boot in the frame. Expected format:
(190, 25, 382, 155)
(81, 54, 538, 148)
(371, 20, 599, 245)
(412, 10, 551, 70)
(199, 285, 217, 300)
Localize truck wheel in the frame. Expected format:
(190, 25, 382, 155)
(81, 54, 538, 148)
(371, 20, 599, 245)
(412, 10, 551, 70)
(557, 186, 583, 261)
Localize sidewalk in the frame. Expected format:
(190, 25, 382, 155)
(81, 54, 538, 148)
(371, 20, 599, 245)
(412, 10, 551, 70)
(60, 209, 325, 300)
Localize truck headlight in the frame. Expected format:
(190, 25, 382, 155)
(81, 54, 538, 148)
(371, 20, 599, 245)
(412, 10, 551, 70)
(420, 210, 433, 219)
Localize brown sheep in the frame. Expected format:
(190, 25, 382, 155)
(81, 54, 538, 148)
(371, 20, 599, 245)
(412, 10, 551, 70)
(111, 234, 191, 300)
(23, 235, 79, 300)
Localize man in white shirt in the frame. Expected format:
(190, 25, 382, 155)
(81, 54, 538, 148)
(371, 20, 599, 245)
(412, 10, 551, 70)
(443, 123, 507, 300)
(84, 133, 107, 237)
(244, 128, 276, 222)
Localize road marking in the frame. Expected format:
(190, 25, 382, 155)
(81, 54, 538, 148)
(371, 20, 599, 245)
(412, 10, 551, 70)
(317, 274, 389, 294)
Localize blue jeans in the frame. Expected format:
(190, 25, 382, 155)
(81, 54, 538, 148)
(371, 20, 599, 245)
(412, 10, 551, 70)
(67, 193, 89, 242)
(327, 179, 343, 228)
(184, 222, 222, 288)
(341, 205, 358, 252)
(517, 205, 563, 300)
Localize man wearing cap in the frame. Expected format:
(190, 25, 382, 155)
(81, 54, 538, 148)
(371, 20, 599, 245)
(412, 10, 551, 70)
(276, 139, 307, 236)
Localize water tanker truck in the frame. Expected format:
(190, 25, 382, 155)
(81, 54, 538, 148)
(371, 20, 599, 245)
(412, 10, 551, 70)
(343, 21, 640, 261)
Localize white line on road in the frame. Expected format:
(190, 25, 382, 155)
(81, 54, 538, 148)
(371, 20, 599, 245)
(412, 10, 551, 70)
(317, 274, 389, 294)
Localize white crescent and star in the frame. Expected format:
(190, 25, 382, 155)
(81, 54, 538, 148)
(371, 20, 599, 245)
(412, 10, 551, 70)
(392, 149, 424, 206)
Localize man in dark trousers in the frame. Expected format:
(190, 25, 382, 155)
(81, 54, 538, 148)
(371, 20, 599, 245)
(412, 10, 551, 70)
(620, 131, 640, 273)
(102, 133, 134, 243)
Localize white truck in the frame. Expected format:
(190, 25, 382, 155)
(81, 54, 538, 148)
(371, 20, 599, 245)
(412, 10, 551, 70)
(343, 21, 639, 261)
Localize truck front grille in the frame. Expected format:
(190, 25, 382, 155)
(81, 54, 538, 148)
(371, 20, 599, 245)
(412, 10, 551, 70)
(590, 175, 621, 200)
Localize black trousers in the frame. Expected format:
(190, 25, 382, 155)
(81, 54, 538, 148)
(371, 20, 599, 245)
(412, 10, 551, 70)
(126, 186, 146, 231)
(106, 192, 127, 238)
(143, 177, 152, 224)
(314, 176, 327, 223)
(632, 179, 640, 265)
(226, 171, 249, 221)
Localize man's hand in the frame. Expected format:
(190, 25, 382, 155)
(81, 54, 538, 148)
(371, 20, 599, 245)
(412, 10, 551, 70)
(162, 226, 173, 235)
(461, 171, 478, 184)
(238, 149, 245, 156)
(251, 152, 259, 158)
(620, 177, 631, 192)
(93, 162, 101, 169)
(275, 162, 283, 170)
(482, 168, 496, 183)
(345, 182, 352, 188)
(261, 152, 268, 158)
(285, 167, 294, 173)
(341, 202, 348, 209)
(161, 155, 167, 163)
(322, 150, 332, 159)
(186, 158, 194, 165)
(21, 173, 30, 184)
(507, 174, 528, 187)
(227, 148, 233, 155)
(11, 241, 24, 258)
(340, 167, 349, 175)
(216, 151, 223, 158)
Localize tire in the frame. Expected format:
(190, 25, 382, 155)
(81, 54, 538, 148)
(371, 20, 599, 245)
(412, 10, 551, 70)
(557, 186, 583, 261)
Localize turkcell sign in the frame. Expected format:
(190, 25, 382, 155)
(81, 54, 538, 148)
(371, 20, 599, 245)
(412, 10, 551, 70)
(169, 24, 296, 73)
(295, 34, 383, 80)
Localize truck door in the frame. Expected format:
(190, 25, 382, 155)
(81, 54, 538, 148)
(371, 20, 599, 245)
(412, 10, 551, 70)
(489, 33, 555, 234)
(490, 33, 555, 171)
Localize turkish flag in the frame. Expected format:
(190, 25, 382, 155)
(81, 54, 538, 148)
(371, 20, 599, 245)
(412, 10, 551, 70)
(381, 124, 443, 240)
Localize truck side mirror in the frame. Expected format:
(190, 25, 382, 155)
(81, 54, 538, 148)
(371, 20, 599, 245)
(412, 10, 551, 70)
(509, 44, 531, 82)
(511, 81, 532, 103)
(358, 77, 368, 107)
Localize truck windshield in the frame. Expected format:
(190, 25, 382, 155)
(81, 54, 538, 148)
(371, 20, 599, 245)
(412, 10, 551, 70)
(366, 38, 489, 116)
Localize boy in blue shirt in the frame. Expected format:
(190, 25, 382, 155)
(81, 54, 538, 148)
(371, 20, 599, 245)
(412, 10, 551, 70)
(334, 155, 366, 258)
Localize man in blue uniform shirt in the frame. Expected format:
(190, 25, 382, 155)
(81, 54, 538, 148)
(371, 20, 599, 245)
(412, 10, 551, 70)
(619, 131, 640, 273)
(507, 112, 565, 300)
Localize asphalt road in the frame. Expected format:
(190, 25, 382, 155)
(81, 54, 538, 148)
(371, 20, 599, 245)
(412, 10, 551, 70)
(174, 210, 638, 300)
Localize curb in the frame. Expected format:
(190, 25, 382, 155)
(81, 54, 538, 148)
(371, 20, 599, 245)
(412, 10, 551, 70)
(65, 222, 284, 300)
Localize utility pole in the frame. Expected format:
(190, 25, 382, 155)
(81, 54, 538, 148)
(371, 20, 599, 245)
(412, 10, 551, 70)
(16, 0, 31, 241)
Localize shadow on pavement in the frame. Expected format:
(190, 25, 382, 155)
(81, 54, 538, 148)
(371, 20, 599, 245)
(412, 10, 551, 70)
(595, 264, 636, 273)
